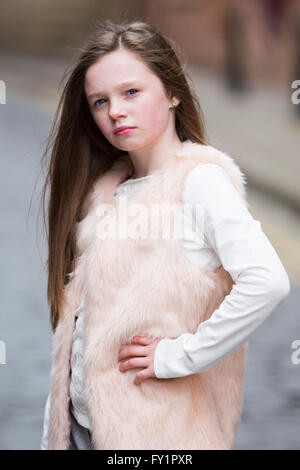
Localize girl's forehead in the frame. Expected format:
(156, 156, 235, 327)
(84, 52, 159, 95)
(86, 49, 148, 80)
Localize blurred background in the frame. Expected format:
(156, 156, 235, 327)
(0, 0, 299, 450)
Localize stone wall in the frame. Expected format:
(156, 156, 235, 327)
(1, 0, 299, 87)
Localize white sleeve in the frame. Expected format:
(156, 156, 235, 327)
(154, 163, 291, 378)
(40, 392, 51, 450)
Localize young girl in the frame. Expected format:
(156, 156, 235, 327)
(40, 19, 290, 450)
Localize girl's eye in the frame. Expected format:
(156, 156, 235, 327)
(93, 89, 139, 108)
(127, 88, 138, 95)
(94, 98, 106, 107)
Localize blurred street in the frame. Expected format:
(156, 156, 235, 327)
(0, 53, 299, 449)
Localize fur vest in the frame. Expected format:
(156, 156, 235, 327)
(48, 140, 249, 450)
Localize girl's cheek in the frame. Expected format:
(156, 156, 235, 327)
(94, 116, 108, 134)
(137, 104, 164, 128)
(148, 110, 168, 129)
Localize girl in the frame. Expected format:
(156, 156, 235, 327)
(40, 19, 290, 450)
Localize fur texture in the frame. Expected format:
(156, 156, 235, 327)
(48, 141, 249, 450)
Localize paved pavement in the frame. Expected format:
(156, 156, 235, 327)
(0, 99, 53, 449)
(0, 53, 299, 449)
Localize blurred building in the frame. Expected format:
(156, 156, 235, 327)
(0, 0, 142, 57)
(0, 0, 300, 89)
(145, 0, 300, 89)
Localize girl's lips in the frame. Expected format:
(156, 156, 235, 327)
(115, 127, 136, 136)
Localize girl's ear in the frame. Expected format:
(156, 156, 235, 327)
(169, 97, 180, 109)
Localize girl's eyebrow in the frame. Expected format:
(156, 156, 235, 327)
(87, 80, 143, 101)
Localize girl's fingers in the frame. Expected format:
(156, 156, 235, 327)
(118, 344, 148, 360)
(131, 335, 154, 345)
(134, 369, 150, 385)
(119, 357, 148, 372)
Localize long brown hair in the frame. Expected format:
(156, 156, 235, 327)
(40, 18, 208, 333)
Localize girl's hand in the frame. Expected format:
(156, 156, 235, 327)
(118, 335, 162, 385)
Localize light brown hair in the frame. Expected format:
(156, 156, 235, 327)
(40, 19, 208, 332)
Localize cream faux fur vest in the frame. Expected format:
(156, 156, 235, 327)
(48, 140, 249, 450)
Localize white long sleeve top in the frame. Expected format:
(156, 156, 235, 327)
(40, 162, 290, 449)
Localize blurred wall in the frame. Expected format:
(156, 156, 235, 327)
(144, 0, 300, 88)
(1, 0, 300, 88)
(0, 0, 144, 57)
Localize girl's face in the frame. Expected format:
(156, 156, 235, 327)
(84, 47, 178, 151)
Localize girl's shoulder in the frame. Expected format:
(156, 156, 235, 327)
(179, 142, 248, 203)
(183, 162, 249, 211)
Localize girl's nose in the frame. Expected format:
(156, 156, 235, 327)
(109, 103, 127, 120)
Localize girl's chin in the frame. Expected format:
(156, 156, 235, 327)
(112, 140, 143, 152)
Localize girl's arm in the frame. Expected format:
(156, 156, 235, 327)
(154, 163, 290, 378)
